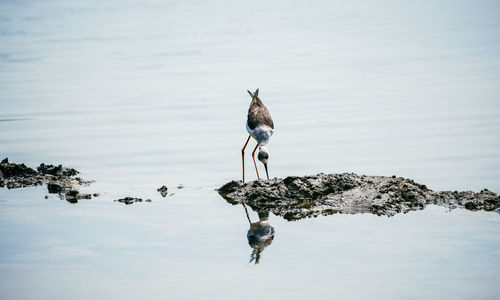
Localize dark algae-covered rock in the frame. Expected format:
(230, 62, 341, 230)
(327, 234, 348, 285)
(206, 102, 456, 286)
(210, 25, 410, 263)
(218, 173, 500, 220)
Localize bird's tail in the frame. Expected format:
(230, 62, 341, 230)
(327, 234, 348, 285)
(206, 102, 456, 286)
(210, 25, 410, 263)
(247, 88, 259, 98)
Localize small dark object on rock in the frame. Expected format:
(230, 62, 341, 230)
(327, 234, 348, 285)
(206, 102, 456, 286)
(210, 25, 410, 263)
(115, 197, 143, 205)
(62, 190, 92, 203)
(67, 190, 79, 197)
(157, 185, 168, 197)
(218, 173, 500, 220)
(64, 190, 80, 204)
(65, 190, 79, 197)
(145, 199, 152, 202)
(93, 193, 100, 197)
(177, 184, 184, 189)
(47, 183, 63, 193)
(45, 195, 48, 199)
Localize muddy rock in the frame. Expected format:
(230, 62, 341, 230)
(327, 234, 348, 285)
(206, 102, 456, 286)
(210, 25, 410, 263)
(0, 158, 37, 179)
(157, 185, 168, 197)
(0, 158, 93, 202)
(218, 173, 500, 220)
(37, 163, 79, 177)
(47, 182, 64, 193)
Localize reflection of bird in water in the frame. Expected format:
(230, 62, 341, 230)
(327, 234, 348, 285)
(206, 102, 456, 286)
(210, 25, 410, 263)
(241, 88, 274, 183)
(242, 204, 275, 264)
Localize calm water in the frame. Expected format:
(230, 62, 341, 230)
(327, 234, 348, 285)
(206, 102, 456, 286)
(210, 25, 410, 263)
(1, 0, 500, 299)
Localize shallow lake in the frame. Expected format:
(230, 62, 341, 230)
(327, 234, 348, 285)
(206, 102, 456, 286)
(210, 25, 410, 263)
(1, 0, 500, 299)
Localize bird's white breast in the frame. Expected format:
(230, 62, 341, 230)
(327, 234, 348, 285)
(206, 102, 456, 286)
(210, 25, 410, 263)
(246, 123, 273, 144)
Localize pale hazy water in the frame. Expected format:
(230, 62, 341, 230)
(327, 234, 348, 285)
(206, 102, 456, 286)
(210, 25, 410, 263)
(1, 0, 500, 299)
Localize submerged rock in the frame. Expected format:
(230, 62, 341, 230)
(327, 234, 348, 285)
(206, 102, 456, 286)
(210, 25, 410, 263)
(63, 190, 91, 204)
(114, 197, 150, 205)
(218, 173, 500, 220)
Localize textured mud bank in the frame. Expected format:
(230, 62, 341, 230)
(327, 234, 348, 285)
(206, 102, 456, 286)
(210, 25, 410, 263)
(0, 158, 94, 202)
(219, 173, 500, 220)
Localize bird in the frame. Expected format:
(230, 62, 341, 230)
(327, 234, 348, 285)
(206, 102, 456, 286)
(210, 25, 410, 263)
(241, 88, 274, 183)
(245, 206, 275, 264)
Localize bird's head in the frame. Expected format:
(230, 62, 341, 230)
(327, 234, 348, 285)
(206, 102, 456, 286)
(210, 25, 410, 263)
(258, 145, 270, 179)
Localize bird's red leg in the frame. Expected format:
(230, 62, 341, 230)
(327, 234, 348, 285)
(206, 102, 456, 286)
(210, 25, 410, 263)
(252, 144, 261, 180)
(241, 135, 251, 183)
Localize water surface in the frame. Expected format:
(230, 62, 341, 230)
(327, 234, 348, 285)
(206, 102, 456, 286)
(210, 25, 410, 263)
(1, 0, 500, 299)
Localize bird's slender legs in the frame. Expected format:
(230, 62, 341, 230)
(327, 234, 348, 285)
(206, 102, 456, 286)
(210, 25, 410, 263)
(241, 135, 251, 183)
(241, 135, 261, 182)
(252, 144, 261, 180)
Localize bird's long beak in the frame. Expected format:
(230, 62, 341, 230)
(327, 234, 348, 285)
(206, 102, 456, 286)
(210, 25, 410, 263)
(264, 163, 269, 180)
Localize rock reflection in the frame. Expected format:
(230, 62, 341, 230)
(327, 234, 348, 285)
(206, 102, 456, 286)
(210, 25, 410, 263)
(242, 203, 275, 264)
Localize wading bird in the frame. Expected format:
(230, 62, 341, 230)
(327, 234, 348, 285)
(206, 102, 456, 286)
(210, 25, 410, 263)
(242, 204, 275, 264)
(241, 88, 274, 183)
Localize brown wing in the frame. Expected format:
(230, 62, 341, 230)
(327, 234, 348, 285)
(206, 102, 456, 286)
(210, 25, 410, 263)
(247, 97, 274, 130)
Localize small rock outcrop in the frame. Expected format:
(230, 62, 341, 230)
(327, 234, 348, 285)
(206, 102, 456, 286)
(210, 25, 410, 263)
(157, 185, 168, 197)
(0, 157, 93, 203)
(37, 163, 79, 177)
(114, 197, 151, 205)
(218, 173, 500, 220)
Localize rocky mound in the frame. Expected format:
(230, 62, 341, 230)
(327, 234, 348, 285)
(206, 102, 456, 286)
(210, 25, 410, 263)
(0, 158, 93, 202)
(218, 173, 500, 220)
